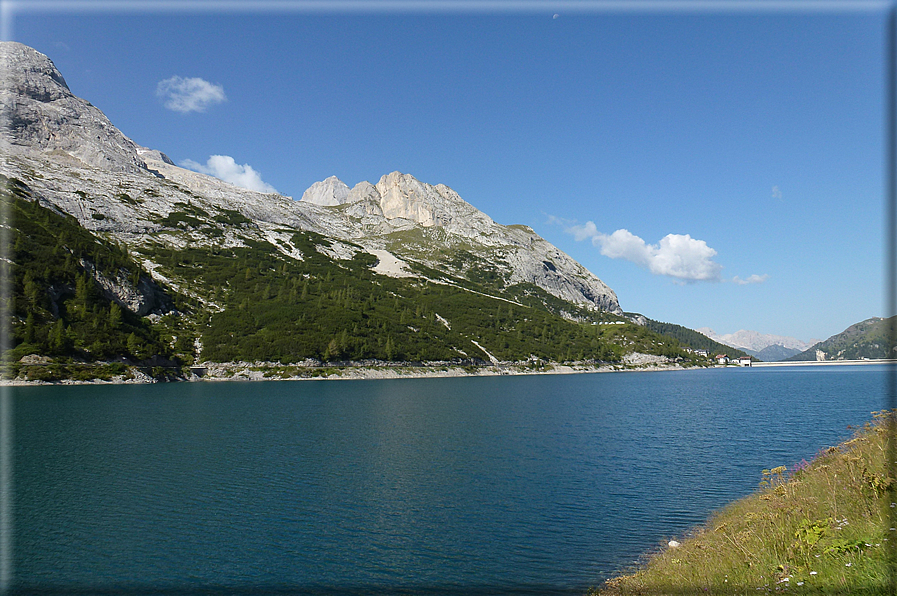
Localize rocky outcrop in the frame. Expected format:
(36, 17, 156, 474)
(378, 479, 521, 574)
(79, 259, 175, 317)
(373, 171, 489, 229)
(304, 171, 494, 231)
(300, 175, 350, 206)
(1, 41, 623, 318)
(0, 41, 148, 174)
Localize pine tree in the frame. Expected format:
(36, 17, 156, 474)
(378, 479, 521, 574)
(24, 312, 35, 344)
(127, 332, 141, 359)
(108, 302, 122, 329)
(49, 319, 68, 353)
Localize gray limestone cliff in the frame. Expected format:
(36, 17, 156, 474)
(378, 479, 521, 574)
(1, 42, 148, 174)
(301, 175, 350, 206)
(1, 40, 623, 317)
(299, 172, 621, 314)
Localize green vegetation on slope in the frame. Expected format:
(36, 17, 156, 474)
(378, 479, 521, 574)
(595, 410, 896, 594)
(4, 175, 711, 380)
(634, 314, 752, 359)
(1, 177, 180, 380)
(138, 230, 694, 365)
(787, 317, 897, 362)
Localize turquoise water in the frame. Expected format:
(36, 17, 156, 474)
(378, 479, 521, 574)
(8, 365, 891, 595)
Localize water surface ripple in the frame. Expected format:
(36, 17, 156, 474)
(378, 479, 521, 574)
(11, 365, 889, 594)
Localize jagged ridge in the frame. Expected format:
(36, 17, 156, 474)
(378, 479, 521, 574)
(0, 41, 621, 318)
(0, 41, 693, 378)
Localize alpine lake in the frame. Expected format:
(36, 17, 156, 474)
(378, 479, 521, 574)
(8, 364, 892, 595)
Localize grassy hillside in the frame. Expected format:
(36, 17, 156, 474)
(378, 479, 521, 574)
(787, 317, 896, 362)
(136, 230, 687, 365)
(594, 410, 896, 594)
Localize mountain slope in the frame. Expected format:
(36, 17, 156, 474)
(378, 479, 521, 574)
(0, 41, 697, 379)
(1, 41, 620, 319)
(785, 317, 896, 361)
(752, 344, 803, 361)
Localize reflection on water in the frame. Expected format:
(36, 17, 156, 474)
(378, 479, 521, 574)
(11, 365, 888, 592)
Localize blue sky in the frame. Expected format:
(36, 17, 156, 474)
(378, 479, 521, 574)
(7, 1, 891, 342)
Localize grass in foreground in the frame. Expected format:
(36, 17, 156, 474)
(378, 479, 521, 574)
(594, 410, 897, 595)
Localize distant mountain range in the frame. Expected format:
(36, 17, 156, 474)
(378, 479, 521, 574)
(697, 328, 820, 361)
(628, 315, 751, 359)
(698, 319, 896, 362)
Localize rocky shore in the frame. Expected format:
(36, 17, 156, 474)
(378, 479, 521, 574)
(2, 353, 693, 386)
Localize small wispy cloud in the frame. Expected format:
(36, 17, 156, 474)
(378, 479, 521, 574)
(181, 155, 278, 194)
(771, 185, 782, 199)
(732, 274, 769, 285)
(545, 213, 577, 229)
(156, 76, 226, 113)
(565, 222, 722, 282)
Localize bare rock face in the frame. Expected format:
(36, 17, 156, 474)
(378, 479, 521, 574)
(343, 181, 385, 218)
(79, 259, 174, 317)
(300, 175, 351, 206)
(1, 41, 623, 318)
(299, 172, 622, 315)
(0, 41, 147, 174)
(373, 171, 494, 231)
(376, 171, 442, 226)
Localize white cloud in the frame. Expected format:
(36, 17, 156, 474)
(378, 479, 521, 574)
(732, 274, 769, 285)
(566, 223, 723, 282)
(156, 76, 226, 113)
(772, 185, 782, 199)
(181, 155, 278, 194)
(567, 220, 599, 242)
(545, 214, 576, 227)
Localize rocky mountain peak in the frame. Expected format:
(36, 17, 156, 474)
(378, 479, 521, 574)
(374, 171, 446, 226)
(0, 41, 147, 174)
(3, 41, 623, 319)
(301, 175, 351, 206)
(300, 171, 493, 230)
(0, 41, 72, 102)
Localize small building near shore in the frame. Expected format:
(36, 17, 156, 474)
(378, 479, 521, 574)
(738, 356, 752, 367)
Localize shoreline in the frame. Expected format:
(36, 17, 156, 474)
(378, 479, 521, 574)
(4, 357, 892, 387)
(1, 355, 696, 386)
(751, 358, 894, 367)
